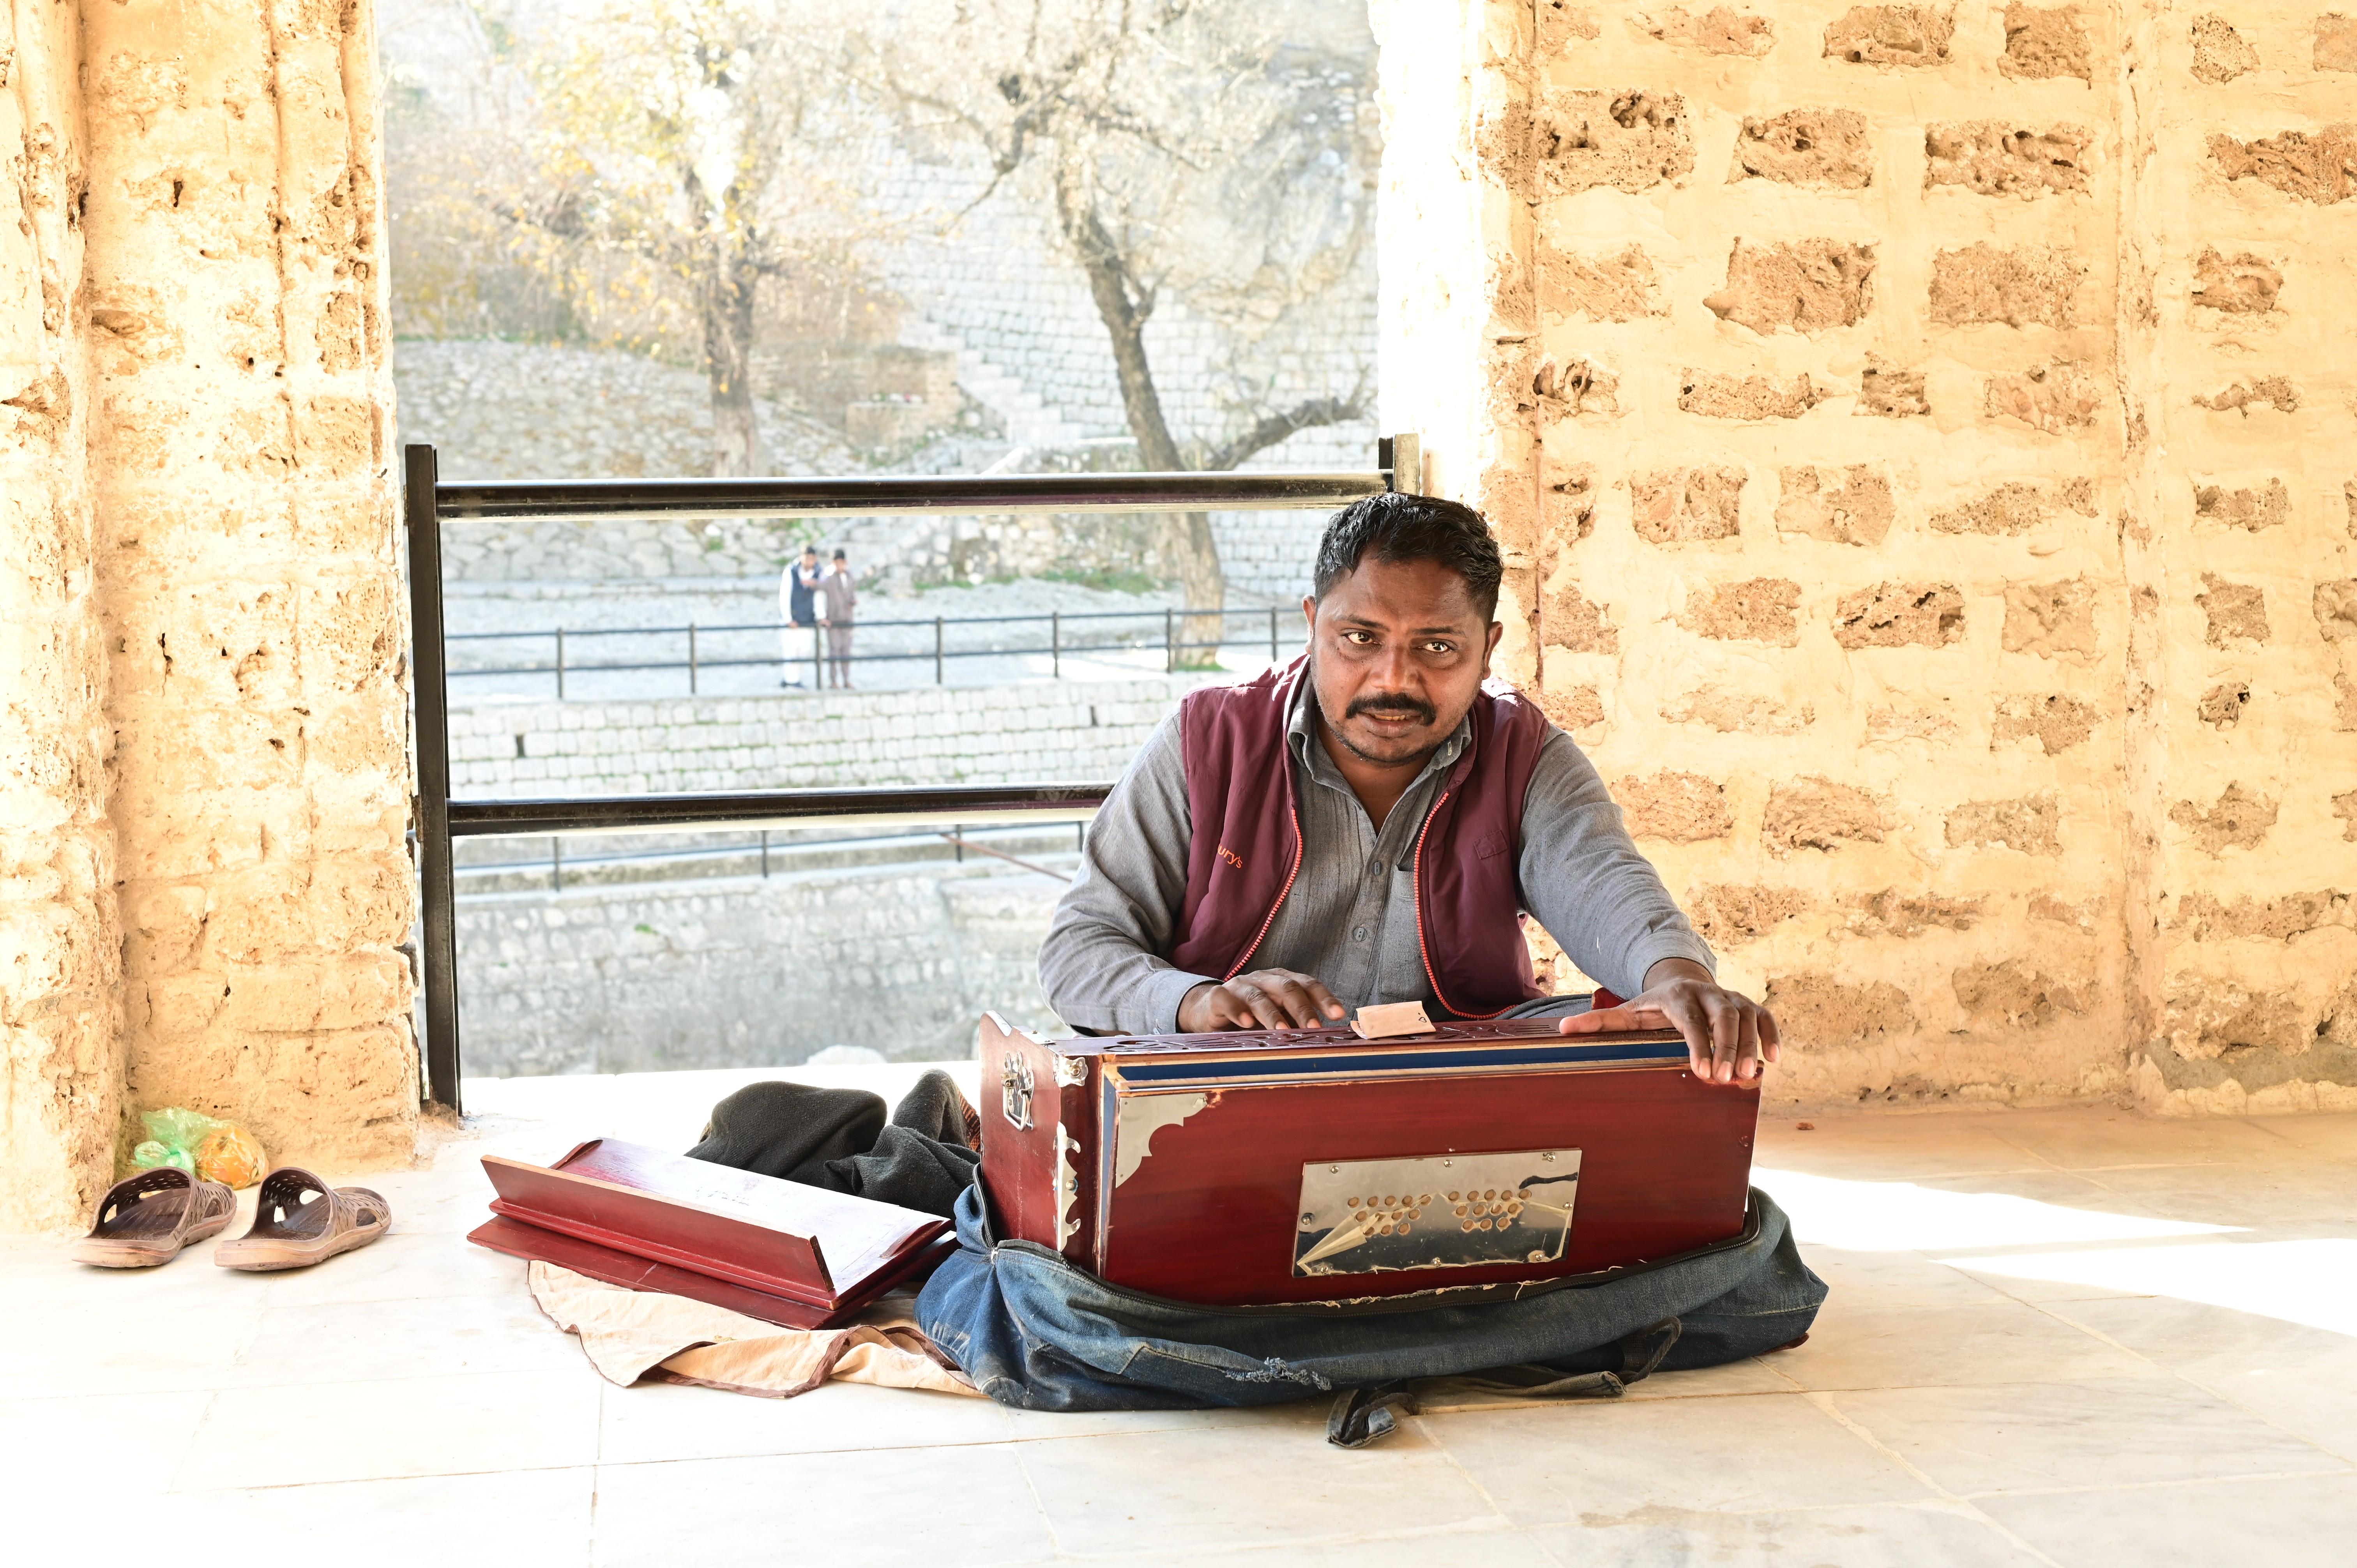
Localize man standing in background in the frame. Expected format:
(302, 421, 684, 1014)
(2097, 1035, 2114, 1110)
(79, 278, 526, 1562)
(779, 542, 823, 687)
(818, 547, 859, 689)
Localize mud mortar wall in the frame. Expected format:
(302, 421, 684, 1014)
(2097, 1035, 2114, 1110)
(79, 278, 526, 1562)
(1375, 2, 2357, 1114)
(3, 3, 415, 1229)
(2131, 8, 2357, 1112)
(2, 0, 120, 1231)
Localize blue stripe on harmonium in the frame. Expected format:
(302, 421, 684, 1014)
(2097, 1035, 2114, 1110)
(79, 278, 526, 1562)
(1108, 1037, 1691, 1086)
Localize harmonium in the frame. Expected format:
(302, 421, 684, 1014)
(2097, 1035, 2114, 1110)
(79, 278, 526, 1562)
(977, 1008, 1760, 1307)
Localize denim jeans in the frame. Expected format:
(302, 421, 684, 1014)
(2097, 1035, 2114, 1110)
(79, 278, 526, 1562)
(917, 1182, 1825, 1413)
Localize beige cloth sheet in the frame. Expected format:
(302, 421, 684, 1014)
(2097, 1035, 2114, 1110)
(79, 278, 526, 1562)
(527, 1262, 980, 1399)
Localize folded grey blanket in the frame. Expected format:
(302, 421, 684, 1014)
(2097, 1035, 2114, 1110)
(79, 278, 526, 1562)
(686, 1070, 980, 1218)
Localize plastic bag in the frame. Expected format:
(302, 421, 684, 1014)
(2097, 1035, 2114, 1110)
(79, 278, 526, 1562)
(130, 1108, 267, 1188)
(130, 1138, 196, 1174)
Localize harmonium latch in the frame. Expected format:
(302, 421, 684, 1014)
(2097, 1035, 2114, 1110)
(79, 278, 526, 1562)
(999, 1051, 1034, 1132)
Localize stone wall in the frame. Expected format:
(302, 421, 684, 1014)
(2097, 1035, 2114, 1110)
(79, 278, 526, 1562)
(449, 677, 1198, 798)
(457, 859, 1066, 1075)
(1376, 1, 2357, 1114)
(393, 337, 1341, 596)
(443, 676, 1199, 1077)
(376, 0, 1377, 592)
(850, 0, 1382, 468)
(2, 3, 415, 1230)
(394, 338, 860, 487)
(860, 499, 1332, 599)
(17, 1, 2355, 1247)
(2, 0, 118, 1231)
(2131, 8, 2357, 1111)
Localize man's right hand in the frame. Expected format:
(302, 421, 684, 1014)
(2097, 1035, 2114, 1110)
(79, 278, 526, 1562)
(1178, 969, 1348, 1032)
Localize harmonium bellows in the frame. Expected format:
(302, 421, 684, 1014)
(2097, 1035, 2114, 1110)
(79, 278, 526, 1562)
(977, 1010, 1760, 1308)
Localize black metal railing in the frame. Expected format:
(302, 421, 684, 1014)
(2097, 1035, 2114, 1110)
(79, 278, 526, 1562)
(433, 468, 1385, 522)
(447, 605, 1305, 696)
(456, 820, 1091, 892)
(405, 437, 1415, 1109)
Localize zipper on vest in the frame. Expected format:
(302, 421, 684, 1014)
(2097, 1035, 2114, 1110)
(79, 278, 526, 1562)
(1410, 788, 1516, 1021)
(1224, 801, 1304, 981)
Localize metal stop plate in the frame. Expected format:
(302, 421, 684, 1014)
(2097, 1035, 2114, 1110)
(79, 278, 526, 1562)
(1293, 1148, 1581, 1276)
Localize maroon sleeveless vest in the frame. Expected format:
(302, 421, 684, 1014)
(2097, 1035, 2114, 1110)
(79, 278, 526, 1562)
(1166, 656, 1553, 1019)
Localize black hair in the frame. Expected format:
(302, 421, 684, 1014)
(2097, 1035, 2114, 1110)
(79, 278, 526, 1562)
(831, 548, 846, 560)
(1311, 492, 1504, 620)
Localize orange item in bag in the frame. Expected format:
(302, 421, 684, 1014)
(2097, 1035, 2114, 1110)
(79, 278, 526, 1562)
(194, 1124, 268, 1189)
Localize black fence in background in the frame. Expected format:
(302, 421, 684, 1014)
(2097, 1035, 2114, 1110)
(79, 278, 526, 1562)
(457, 819, 1092, 892)
(449, 604, 1304, 696)
(407, 439, 1415, 1109)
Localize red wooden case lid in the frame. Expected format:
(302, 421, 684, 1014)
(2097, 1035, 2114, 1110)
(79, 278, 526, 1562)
(482, 1139, 949, 1307)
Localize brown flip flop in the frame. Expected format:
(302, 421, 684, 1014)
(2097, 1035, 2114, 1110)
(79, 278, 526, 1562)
(71, 1167, 237, 1268)
(214, 1166, 391, 1271)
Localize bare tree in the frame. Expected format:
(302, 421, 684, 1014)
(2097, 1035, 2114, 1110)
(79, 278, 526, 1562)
(858, 0, 1376, 646)
(382, 2, 586, 344)
(476, 0, 875, 476)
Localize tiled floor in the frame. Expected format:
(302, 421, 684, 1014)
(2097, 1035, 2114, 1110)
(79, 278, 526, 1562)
(6, 1066, 2354, 1565)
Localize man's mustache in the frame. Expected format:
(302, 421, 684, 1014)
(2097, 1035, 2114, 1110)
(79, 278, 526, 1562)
(1345, 690, 1438, 725)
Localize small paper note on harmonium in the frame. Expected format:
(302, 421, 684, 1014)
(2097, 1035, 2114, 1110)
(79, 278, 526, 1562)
(1351, 1001, 1433, 1040)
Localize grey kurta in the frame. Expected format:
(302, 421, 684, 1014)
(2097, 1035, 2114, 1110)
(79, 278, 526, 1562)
(1037, 677, 1715, 1034)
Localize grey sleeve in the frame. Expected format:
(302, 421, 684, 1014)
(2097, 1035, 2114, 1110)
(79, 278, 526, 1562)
(1037, 713, 1217, 1033)
(1518, 729, 1717, 998)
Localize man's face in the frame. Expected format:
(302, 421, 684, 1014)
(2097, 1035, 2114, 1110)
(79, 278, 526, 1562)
(1303, 555, 1502, 768)
(802, 549, 818, 566)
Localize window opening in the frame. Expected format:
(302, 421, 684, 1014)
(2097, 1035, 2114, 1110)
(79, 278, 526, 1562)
(383, 0, 1380, 1097)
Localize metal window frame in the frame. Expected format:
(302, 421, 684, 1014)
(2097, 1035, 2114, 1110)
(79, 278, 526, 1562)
(403, 435, 1418, 1111)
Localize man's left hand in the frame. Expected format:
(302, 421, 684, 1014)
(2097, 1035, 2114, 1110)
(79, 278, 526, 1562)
(1558, 958, 1779, 1085)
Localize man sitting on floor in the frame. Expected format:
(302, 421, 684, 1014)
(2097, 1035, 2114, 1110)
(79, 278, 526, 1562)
(1038, 491, 1777, 1083)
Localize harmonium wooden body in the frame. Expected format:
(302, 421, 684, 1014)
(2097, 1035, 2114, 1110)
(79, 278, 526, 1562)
(977, 1011, 1761, 1307)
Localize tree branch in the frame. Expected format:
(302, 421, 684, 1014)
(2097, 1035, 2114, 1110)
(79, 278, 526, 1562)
(488, 191, 685, 269)
(1201, 386, 1370, 472)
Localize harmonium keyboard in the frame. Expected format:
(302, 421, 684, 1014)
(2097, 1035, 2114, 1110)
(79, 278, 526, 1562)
(977, 1010, 1760, 1307)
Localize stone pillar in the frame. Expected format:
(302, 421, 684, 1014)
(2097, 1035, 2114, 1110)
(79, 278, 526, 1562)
(1, 1, 415, 1229)
(1373, 1, 2357, 1112)
(2127, 9, 2357, 1112)
(84, 0, 415, 1169)
(2, 0, 121, 1233)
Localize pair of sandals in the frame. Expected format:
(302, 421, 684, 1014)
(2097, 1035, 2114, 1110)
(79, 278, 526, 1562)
(71, 1164, 391, 1271)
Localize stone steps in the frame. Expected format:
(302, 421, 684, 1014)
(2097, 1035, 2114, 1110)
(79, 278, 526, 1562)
(900, 316, 1087, 448)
